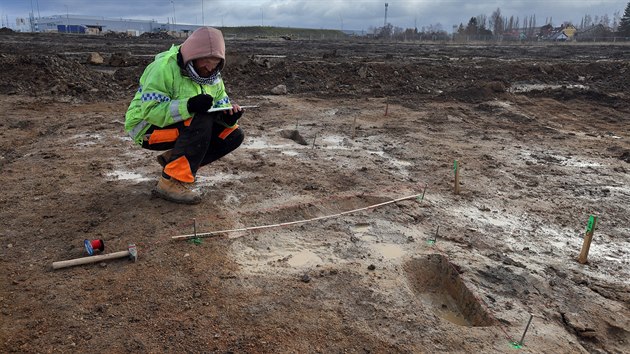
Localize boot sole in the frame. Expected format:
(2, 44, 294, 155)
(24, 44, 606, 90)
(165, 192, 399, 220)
(152, 187, 202, 205)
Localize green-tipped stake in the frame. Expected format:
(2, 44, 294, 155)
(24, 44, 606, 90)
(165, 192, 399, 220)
(416, 183, 427, 203)
(511, 313, 533, 349)
(188, 218, 202, 245)
(428, 225, 438, 245)
(453, 160, 461, 195)
(578, 215, 598, 264)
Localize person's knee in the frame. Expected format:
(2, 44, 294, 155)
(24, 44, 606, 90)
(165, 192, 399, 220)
(231, 128, 244, 147)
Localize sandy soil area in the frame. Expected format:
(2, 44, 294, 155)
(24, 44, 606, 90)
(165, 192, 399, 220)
(1, 32, 629, 353)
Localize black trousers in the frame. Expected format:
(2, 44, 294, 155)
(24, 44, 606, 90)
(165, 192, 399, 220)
(142, 112, 244, 181)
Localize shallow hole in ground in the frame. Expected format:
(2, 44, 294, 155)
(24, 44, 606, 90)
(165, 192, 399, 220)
(405, 253, 494, 327)
(279, 129, 308, 145)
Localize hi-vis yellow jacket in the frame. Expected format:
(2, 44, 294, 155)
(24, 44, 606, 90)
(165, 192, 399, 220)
(124, 45, 232, 145)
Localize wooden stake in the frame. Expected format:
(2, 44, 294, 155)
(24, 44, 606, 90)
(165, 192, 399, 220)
(352, 116, 357, 139)
(384, 102, 389, 116)
(454, 160, 461, 195)
(578, 215, 598, 264)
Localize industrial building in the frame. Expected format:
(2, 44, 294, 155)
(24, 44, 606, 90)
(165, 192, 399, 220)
(25, 15, 201, 35)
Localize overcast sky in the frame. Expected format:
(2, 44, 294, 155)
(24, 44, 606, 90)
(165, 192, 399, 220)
(1, 0, 627, 32)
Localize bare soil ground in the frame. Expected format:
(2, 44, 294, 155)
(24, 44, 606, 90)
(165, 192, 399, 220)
(1, 32, 629, 353)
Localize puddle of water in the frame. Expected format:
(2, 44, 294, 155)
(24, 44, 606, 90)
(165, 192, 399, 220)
(352, 223, 371, 233)
(242, 137, 293, 150)
(418, 289, 471, 326)
(106, 170, 151, 182)
(69, 133, 103, 140)
(287, 250, 322, 268)
(509, 83, 589, 93)
(367, 151, 411, 166)
(321, 109, 338, 116)
(561, 158, 601, 168)
(438, 308, 471, 326)
(524, 151, 602, 168)
(320, 135, 350, 149)
(370, 243, 405, 259)
(450, 205, 515, 228)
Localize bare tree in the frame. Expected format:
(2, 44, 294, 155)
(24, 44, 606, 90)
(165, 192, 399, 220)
(601, 14, 611, 28)
(490, 8, 503, 35)
(476, 14, 488, 31)
(620, 1, 630, 35)
(612, 10, 621, 30)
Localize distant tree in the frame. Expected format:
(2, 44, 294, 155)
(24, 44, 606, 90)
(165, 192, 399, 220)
(417, 23, 448, 40)
(601, 14, 610, 28)
(465, 17, 478, 34)
(490, 7, 504, 35)
(619, 2, 630, 35)
(457, 23, 465, 34)
(506, 15, 515, 32)
(583, 14, 593, 28)
(612, 10, 621, 30)
(376, 23, 393, 38)
(476, 14, 488, 31)
(528, 15, 537, 37)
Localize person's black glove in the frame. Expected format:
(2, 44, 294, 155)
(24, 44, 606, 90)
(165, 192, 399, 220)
(187, 94, 214, 114)
(222, 110, 243, 126)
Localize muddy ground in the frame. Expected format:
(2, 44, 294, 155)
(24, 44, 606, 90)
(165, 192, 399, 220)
(0, 32, 629, 353)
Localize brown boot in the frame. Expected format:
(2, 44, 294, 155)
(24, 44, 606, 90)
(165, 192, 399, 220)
(152, 176, 202, 204)
(156, 150, 173, 168)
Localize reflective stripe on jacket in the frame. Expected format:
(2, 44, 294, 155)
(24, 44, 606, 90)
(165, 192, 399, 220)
(124, 45, 232, 145)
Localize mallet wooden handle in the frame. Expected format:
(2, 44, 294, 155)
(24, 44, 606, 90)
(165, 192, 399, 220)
(52, 250, 130, 270)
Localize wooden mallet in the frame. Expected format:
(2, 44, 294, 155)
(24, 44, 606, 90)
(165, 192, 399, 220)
(52, 244, 137, 270)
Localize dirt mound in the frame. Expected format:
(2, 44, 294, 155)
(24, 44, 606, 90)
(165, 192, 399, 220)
(103, 31, 131, 39)
(139, 32, 174, 40)
(0, 27, 14, 34)
(0, 53, 128, 100)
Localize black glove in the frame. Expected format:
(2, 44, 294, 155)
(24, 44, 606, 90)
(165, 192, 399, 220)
(187, 94, 214, 114)
(222, 109, 243, 126)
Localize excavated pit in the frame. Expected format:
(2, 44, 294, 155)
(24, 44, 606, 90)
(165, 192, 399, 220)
(280, 129, 308, 145)
(405, 253, 494, 327)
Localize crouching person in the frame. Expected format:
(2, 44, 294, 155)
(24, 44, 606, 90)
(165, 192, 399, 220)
(125, 27, 244, 204)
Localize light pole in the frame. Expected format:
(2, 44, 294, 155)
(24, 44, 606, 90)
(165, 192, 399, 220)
(171, 0, 176, 31)
(201, 0, 205, 25)
(260, 8, 263, 27)
(30, 0, 35, 32)
(65, 4, 69, 33)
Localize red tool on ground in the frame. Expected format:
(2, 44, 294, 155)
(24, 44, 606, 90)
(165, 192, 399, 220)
(84, 239, 104, 255)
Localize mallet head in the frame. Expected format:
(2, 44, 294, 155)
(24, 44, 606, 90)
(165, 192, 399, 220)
(128, 244, 138, 262)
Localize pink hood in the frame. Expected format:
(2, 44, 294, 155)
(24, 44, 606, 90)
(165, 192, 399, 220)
(180, 27, 225, 70)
